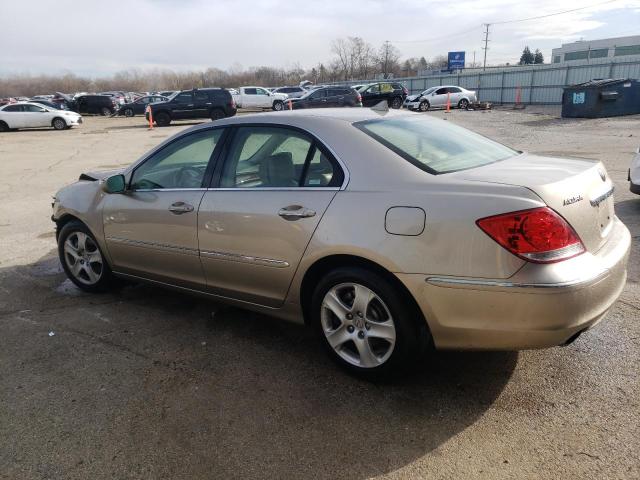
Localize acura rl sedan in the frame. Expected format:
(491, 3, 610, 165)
(52, 109, 631, 377)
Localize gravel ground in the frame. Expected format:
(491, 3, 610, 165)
(0, 109, 638, 480)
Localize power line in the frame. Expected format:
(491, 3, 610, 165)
(491, 0, 620, 25)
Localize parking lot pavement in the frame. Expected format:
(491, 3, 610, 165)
(0, 112, 638, 479)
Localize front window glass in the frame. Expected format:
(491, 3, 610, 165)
(174, 92, 192, 103)
(220, 127, 313, 188)
(355, 117, 517, 174)
(131, 129, 223, 189)
(367, 84, 380, 94)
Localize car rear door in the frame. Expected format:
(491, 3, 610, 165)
(1, 105, 26, 128)
(198, 125, 345, 307)
(102, 127, 226, 289)
(362, 84, 381, 107)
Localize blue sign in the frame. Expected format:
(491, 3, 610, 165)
(448, 51, 465, 70)
(572, 92, 585, 104)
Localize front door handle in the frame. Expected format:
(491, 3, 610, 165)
(278, 205, 316, 220)
(169, 202, 194, 214)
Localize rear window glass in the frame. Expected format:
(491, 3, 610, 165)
(354, 117, 517, 174)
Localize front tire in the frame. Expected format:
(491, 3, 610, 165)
(100, 107, 112, 117)
(418, 100, 430, 112)
(58, 221, 115, 293)
(272, 100, 284, 111)
(124, 108, 134, 117)
(154, 111, 171, 127)
(52, 118, 67, 130)
(311, 267, 429, 378)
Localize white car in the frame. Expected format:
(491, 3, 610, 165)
(630, 147, 640, 195)
(0, 102, 82, 131)
(404, 86, 477, 112)
(232, 86, 289, 111)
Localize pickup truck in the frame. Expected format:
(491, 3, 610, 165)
(232, 86, 289, 111)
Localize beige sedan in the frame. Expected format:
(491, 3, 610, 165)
(52, 109, 631, 377)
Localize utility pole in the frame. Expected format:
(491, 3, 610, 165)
(482, 23, 490, 71)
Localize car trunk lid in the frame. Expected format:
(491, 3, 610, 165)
(452, 153, 615, 253)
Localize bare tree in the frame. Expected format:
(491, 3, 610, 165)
(377, 41, 400, 79)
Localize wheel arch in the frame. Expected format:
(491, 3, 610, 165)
(299, 253, 427, 331)
(0, 119, 10, 130)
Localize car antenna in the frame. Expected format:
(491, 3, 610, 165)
(370, 100, 389, 115)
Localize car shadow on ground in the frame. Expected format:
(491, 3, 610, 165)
(1, 251, 517, 479)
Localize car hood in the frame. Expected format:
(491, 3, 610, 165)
(406, 94, 420, 101)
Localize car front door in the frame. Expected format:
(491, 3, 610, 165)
(308, 89, 327, 108)
(22, 104, 49, 127)
(431, 87, 449, 107)
(255, 88, 272, 108)
(102, 128, 225, 289)
(198, 125, 344, 307)
(362, 84, 381, 107)
(172, 91, 194, 119)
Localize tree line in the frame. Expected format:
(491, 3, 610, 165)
(0, 38, 544, 97)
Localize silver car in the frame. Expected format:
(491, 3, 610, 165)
(630, 147, 640, 194)
(405, 86, 477, 111)
(52, 109, 630, 377)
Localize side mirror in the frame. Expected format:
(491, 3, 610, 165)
(103, 174, 126, 194)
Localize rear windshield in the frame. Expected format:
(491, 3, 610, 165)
(354, 116, 517, 174)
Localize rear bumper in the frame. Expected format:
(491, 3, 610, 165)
(397, 217, 631, 350)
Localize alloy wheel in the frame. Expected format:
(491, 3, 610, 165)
(53, 119, 66, 130)
(63, 231, 103, 285)
(321, 282, 396, 368)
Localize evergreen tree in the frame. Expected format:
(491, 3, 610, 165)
(519, 46, 535, 65)
(534, 49, 544, 64)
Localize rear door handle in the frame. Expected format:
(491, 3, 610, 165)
(278, 205, 316, 220)
(169, 202, 194, 214)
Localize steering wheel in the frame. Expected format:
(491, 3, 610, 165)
(174, 165, 204, 188)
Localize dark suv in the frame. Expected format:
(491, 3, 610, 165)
(289, 86, 362, 109)
(71, 95, 117, 116)
(358, 82, 408, 109)
(147, 88, 236, 126)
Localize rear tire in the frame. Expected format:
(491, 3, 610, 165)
(100, 107, 112, 116)
(58, 221, 116, 293)
(210, 108, 225, 121)
(154, 111, 171, 127)
(418, 100, 430, 112)
(52, 118, 67, 130)
(310, 266, 430, 379)
(391, 96, 403, 109)
(0, 121, 9, 132)
(272, 100, 284, 111)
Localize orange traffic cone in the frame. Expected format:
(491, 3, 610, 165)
(288, 99, 293, 110)
(147, 105, 153, 129)
(446, 92, 451, 113)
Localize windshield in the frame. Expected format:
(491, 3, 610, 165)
(166, 91, 180, 100)
(354, 116, 517, 174)
(421, 87, 437, 96)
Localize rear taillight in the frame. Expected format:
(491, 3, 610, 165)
(476, 207, 585, 263)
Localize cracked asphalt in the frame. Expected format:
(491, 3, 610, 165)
(0, 109, 638, 479)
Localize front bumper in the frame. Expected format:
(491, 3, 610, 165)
(397, 217, 631, 350)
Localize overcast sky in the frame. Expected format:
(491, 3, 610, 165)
(1, 0, 639, 77)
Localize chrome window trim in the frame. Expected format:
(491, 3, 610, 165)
(130, 188, 208, 192)
(205, 187, 340, 192)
